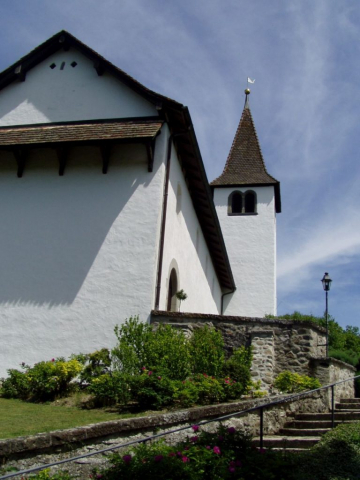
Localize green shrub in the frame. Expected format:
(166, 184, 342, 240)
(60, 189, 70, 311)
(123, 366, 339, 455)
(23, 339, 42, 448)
(129, 370, 176, 410)
(88, 372, 131, 407)
(73, 348, 111, 384)
(189, 326, 225, 377)
(294, 423, 360, 480)
(144, 324, 191, 380)
(329, 349, 360, 367)
(1, 368, 31, 399)
(223, 346, 252, 385)
(274, 371, 321, 393)
(1, 358, 82, 402)
(112, 316, 153, 375)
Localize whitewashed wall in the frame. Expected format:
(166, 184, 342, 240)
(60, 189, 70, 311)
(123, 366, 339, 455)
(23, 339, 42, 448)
(160, 138, 222, 314)
(0, 49, 157, 126)
(0, 137, 167, 377)
(213, 186, 277, 317)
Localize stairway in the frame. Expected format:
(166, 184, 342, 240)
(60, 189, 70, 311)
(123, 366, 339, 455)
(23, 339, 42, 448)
(253, 398, 360, 451)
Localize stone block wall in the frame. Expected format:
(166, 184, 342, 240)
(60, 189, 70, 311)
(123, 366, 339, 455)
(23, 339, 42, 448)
(309, 357, 356, 404)
(150, 311, 329, 389)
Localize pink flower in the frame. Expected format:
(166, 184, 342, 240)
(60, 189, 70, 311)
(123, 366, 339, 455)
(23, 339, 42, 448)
(96, 475, 103, 479)
(182, 456, 189, 463)
(206, 445, 211, 450)
(148, 371, 153, 376)
(154, 455, 163, 462)
(213, 446, 221, 455)
(168, 452, 176, 457)
(158, 376, 161, 379)
(51, 358, 55, 362)
(177, 451, 183, 457)
(191, 425, 199, 432)
(122, 454, 132, 463)
(228, 427, 236, 434)
(228, 467, 235, 473)
(142, 366, 146, 370)
(190, 436, 198, 443)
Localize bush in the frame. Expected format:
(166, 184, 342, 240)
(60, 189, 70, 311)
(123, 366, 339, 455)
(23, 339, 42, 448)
(74, 349, 111, 384)
(1, 358, 82, 402)
(274, 371, 321, 393)
(144, 324, 191, 380)
(189, 326, 225, 377)
(112, 316, 153, 375)
(329, 349, 360, 367)
(294, 423, 360, 480)
(223, 346, 252, 387)
(93, 424, 298, 480)
(129, 370, 176, 410)
(88, 372, 131, 407)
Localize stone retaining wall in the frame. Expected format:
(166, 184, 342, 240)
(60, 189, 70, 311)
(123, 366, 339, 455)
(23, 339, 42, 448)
(0, 391, 329, 478)
(151, 311, 327, 388)
(309, 357, 356, 404)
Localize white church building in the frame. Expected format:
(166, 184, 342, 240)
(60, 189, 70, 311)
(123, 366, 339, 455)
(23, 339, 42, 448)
(0, 31, 281, 376)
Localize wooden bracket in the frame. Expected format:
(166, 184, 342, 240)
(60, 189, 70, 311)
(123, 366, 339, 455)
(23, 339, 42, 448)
(14, 65, 26, 82)
(13, 149, 26, 178)
(56, 147, 67, 176)
(147, 139, 156, 172)
(100, 145, 112, 174)
(94, 61, 105, 76)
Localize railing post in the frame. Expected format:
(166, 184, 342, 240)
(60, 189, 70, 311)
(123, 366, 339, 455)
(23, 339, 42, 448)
(331, 385, 335, 428)
(260, 407, 264, 449)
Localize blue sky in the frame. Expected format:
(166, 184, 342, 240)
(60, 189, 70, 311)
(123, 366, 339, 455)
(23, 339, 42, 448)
(0, 0, 359, 329)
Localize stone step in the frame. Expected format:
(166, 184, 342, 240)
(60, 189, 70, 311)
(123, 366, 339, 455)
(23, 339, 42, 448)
(340, 398, 360, 404)
(279, 427, 329, 436)
(336, 403, 360, 410)
(252, 436, 320, 449)
(296, 412, 360, 421)
(285, 419, 357, 429)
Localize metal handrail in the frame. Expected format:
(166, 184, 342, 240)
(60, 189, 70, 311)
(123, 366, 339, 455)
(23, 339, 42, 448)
(1, 374, 359, 479)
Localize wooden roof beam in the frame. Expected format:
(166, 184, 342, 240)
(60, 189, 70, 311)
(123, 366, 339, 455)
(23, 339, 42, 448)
(147, 139, 156, 172)
(14, 65, 26, 82)
(55, 146, 68, 176)
(13, 149, 27, 178)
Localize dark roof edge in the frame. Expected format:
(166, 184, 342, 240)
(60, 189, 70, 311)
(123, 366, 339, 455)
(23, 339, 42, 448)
(181, 107, 235, 288)
(0, 30, 182, 110)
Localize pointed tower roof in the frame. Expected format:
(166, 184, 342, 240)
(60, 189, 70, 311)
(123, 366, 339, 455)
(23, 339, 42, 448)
(211, 94, 281, 212)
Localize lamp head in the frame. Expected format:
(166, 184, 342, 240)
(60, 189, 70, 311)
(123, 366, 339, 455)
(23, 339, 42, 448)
(321, 272, 332, 291)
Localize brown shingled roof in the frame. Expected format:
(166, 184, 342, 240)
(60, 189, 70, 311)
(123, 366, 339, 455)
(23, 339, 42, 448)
(0, 119, 163, 146)
(211, 100, 281, 212)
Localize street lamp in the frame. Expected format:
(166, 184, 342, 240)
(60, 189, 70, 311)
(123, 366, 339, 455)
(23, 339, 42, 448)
(321, 272, 332, 357)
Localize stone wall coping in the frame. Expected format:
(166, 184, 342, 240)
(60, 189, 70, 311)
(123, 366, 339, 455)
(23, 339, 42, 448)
(151, 310, 326, 334)
(0, 392, 320, 458)
(309, 356, 357, 372)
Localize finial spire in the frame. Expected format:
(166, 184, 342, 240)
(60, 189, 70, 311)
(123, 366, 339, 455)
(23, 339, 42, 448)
(244, 88, 250, 108)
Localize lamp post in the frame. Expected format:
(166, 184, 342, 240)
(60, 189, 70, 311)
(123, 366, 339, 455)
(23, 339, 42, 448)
(321, 272, 332, 357)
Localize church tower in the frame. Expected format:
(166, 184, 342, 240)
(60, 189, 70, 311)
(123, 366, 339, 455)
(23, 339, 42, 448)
(211, 91, 281, 317)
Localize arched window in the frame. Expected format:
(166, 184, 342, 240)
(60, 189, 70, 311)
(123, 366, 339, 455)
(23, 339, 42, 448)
(167, 268, 178, 312)
(245, 191, 256, 213)
(231, 192, 242, 214)
(228, 190, 257, 215)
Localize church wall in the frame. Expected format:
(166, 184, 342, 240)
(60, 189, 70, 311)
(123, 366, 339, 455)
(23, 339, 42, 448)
(213, 186, 276, 317)
(159, 141, 222, 314)
(0, 49, 157, 126)
(0, 133, 167, 377)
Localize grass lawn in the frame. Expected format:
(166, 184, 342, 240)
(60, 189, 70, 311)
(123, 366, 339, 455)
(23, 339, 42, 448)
(0, 398, 142, 439)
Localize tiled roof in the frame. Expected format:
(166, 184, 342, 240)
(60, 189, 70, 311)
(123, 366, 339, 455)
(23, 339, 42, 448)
(211, 103, 278, 187)
(0, 120, 163, 146)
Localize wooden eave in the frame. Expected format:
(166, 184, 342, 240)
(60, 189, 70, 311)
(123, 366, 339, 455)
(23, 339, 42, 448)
(0, 118, 162, 176)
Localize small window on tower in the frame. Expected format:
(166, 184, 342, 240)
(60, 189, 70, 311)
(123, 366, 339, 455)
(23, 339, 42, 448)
(228, 190, 257, 215)
(245, 191, 256, 213)
(231, 192, 242, 213)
